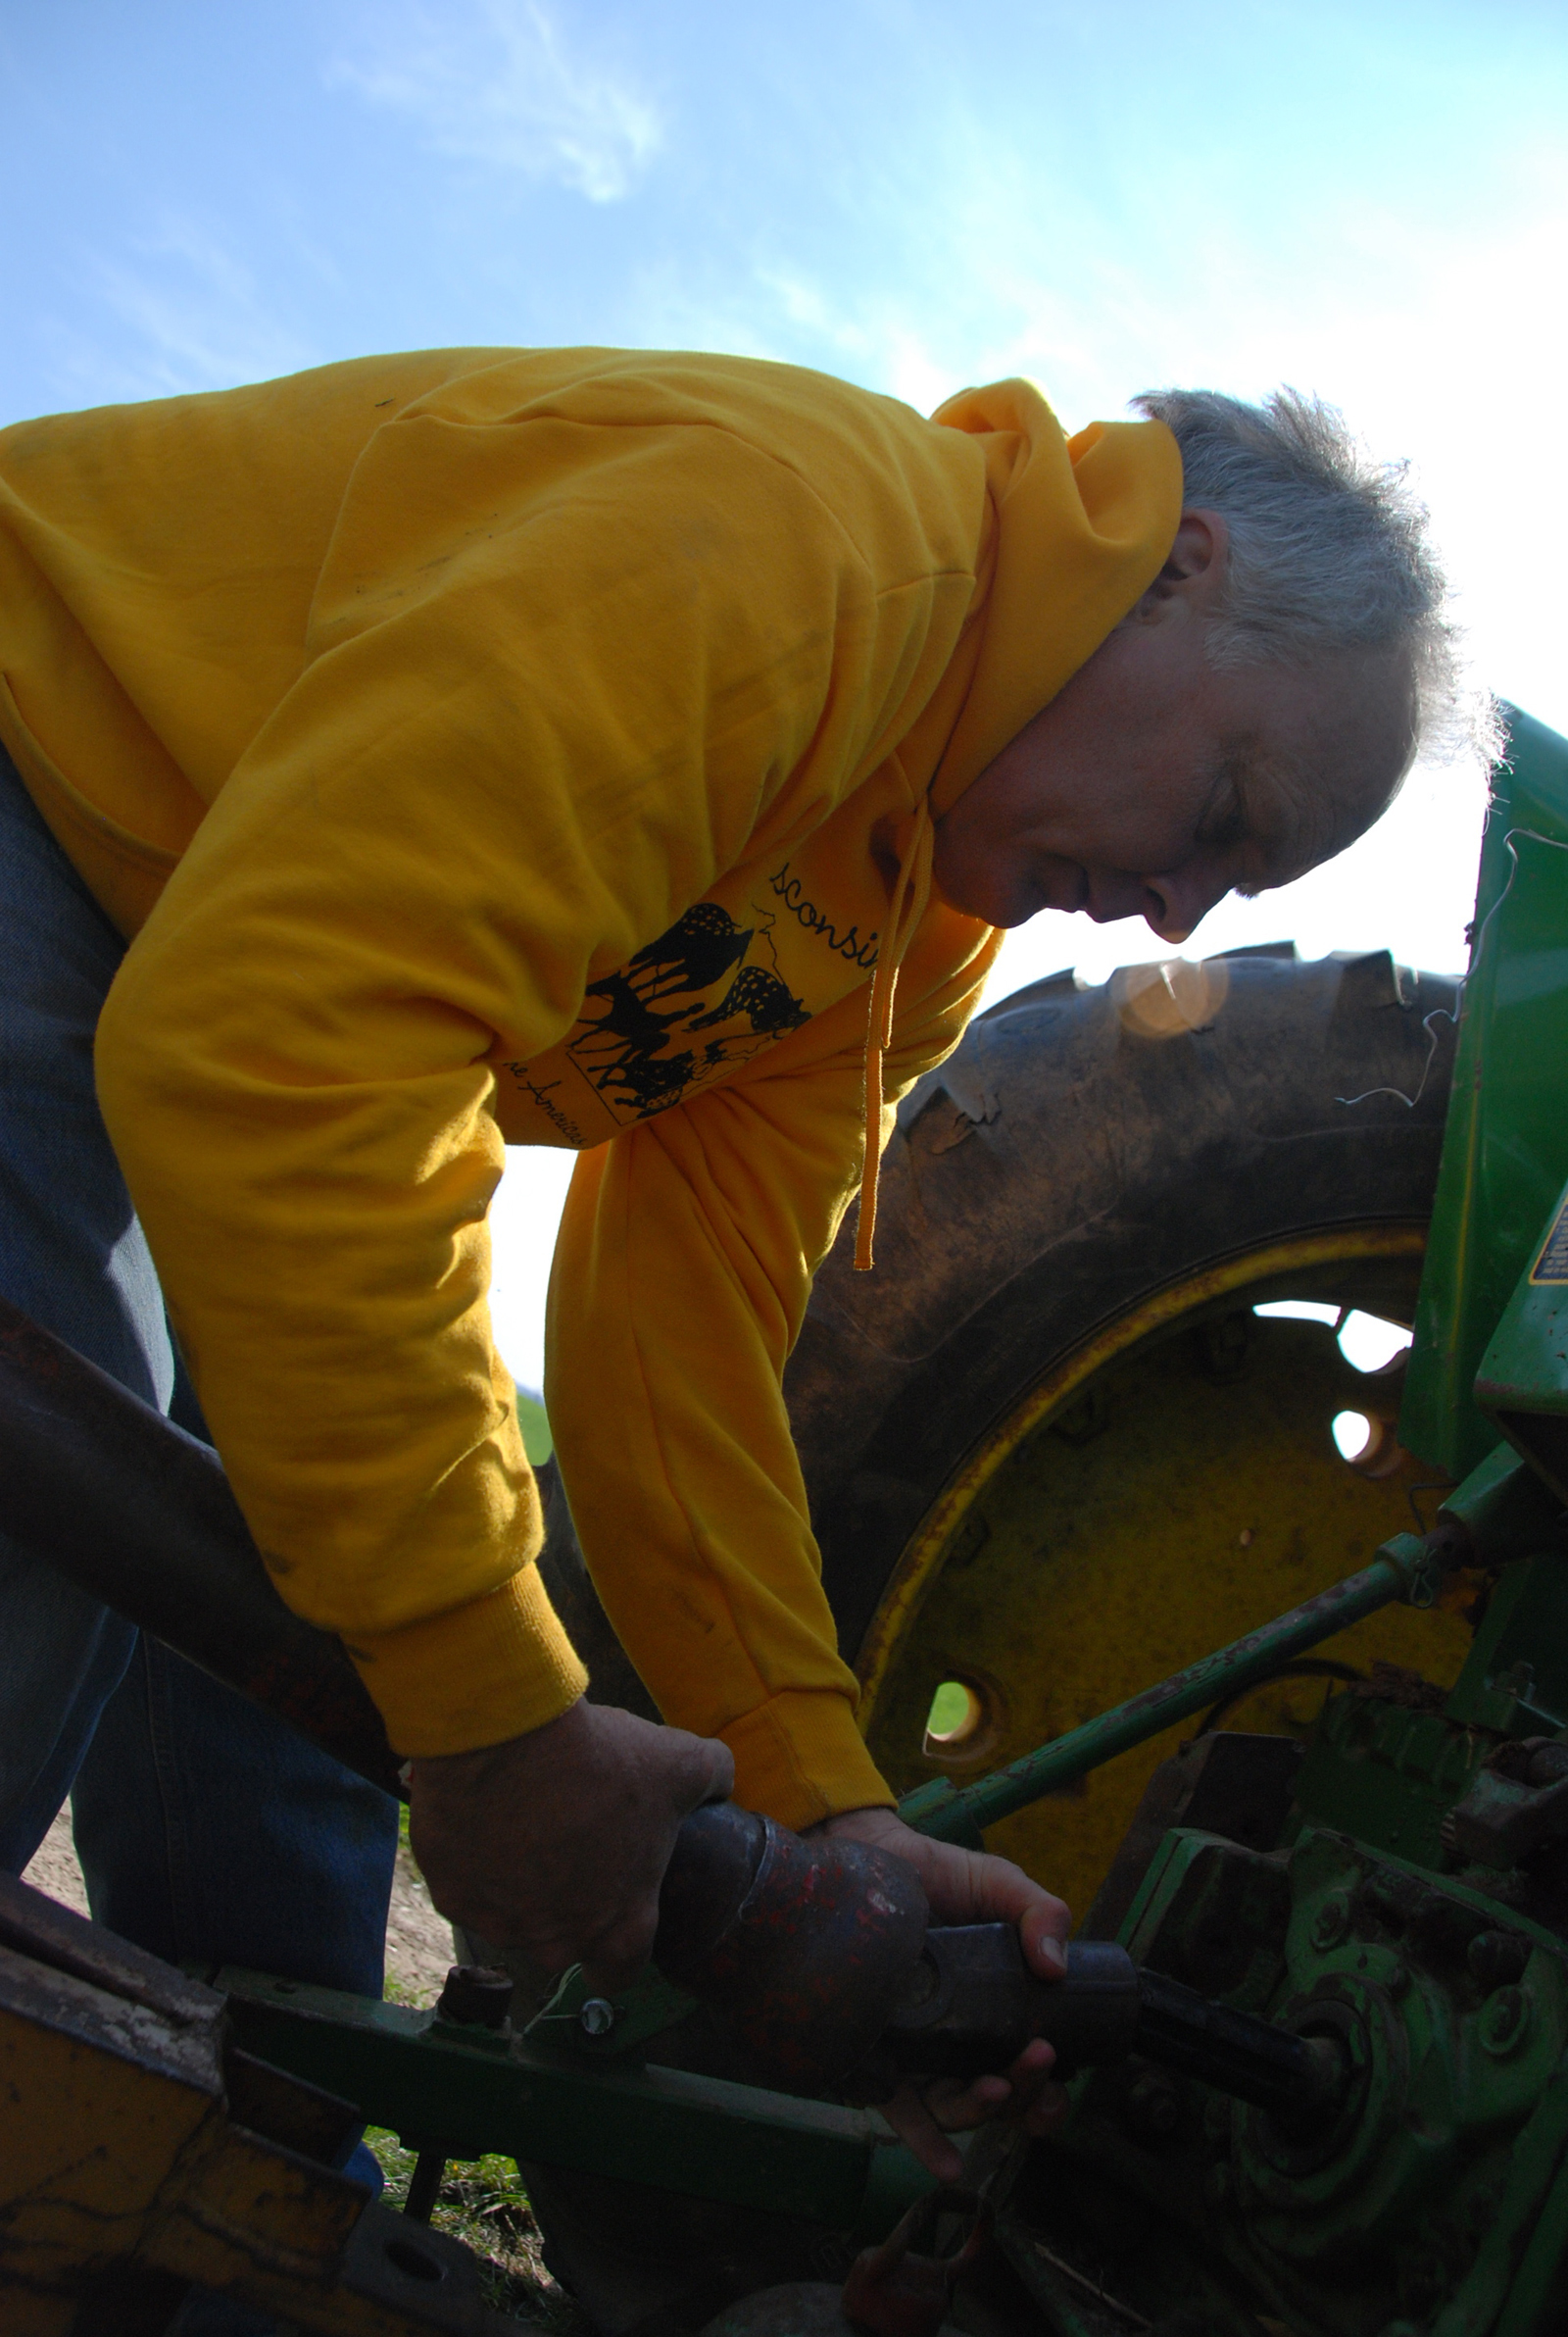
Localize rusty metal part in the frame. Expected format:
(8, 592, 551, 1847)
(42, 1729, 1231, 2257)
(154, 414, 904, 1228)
(653, 1803, 930, 2092)
(840, 2187, 989, 2337)
(0, 1867, 519, 2333)
(0, 1293, 405, 1798)
(435, 1966, 513, 2030)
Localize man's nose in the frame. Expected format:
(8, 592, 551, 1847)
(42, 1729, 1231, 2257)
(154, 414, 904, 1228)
(1141, 866, 1229, 945)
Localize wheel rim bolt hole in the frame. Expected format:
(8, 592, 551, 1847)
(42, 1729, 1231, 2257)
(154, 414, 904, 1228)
(922, 1676, 1001, 1763)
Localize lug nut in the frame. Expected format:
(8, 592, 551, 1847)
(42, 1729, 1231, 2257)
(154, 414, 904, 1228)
(1479, 1985, 1534, 2058)
(1469, 1930, 1530, 1992)
(1311, 1893, 1351, 1951)
(1123, 2068, 1181, 2144)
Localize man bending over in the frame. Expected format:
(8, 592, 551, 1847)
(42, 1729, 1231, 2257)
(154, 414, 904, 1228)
(0, 353, 1460, 2175)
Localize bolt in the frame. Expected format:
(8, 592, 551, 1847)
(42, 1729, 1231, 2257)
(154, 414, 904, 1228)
(1311, 1892, 1351, 1952)
(1479, 1985, 1533, 2058)
(1398, 2251, 1448, 2314)
(1123, 2069, 1181, 2144)
(901, 1953, 941, 2009)
(580, 1997, 617, 2038)
(1469, 1930, 1530, 1992)
(435, 1964, 513, 2029)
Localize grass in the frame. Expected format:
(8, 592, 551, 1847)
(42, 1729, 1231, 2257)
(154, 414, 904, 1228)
(371, 1814, 584, 2325)
(516, 1387, 553, 1464)
(373, 1746, 592, 2322)
(365, 2128, 585, 2327)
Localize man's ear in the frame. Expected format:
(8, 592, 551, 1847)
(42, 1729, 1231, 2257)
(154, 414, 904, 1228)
(1132, 509, 1229, 623)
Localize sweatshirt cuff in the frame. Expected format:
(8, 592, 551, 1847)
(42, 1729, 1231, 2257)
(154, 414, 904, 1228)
(719, 1690, 896, 1831)
(344, 1566, 589, 1757)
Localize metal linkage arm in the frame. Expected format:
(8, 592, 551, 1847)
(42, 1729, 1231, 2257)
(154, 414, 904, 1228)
(0, 1295, 404, 1797)
(897, 1535, 1442, 1847)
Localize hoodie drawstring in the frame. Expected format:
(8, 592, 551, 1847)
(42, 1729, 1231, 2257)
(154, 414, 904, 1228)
(855, 796, 935, 1271)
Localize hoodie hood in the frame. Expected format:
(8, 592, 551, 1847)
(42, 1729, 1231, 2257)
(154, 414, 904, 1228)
(850, 380, 1181, 1267)
(930, 379, 1182, 812)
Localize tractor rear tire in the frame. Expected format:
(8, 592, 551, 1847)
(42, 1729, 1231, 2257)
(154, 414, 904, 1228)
(784, 942, 1467, 1910)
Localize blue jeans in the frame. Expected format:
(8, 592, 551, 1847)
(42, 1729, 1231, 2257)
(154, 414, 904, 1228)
(0, 746, 398, 2224)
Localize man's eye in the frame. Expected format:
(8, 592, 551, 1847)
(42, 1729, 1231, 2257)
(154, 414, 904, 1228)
(1198, 797, 1248, 855)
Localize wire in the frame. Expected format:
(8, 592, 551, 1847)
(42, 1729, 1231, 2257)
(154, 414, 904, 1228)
(1405, 1479, 1455, 1535)
(1336, 825, 1568, 1111)
(1197, 1657, 1364, 1734)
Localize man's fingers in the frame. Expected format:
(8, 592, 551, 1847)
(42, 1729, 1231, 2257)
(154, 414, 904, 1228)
(1019, 1898, 1070, 1978)
(910, 1835, 1072, 1961)
(691, 1734, 737, 1811)
(958, 1850, 1069, 1940)
(1024, 2084, 1071, 2138)
(1008, 2038, 1056, 2085)
(951, 1850, 1070, 1976)
(578, 1900, 662, 1997)
(581, 1950, 650, 1998)
(656, 1723, 737, 1819)
(882, 2086, 968, 2182)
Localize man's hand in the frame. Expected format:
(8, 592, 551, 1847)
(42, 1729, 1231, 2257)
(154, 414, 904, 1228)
(408, 1699, 733, 1993)
(807, 1806, 1072, 2180)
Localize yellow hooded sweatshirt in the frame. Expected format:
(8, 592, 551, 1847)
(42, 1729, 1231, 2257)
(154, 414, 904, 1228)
(0, 348, 1179, 1827)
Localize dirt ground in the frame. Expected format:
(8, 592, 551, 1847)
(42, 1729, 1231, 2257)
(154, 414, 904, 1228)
(23, 1805, 459, 2006)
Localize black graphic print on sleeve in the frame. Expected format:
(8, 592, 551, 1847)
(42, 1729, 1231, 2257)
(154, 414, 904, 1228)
(566, 903, 809, 1121)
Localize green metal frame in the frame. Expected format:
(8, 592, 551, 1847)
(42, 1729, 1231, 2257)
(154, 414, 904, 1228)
(1052, 1823, 1568, 2335)
(1402, 706, 1568, 1479)
(220, 1967, 934, 2242)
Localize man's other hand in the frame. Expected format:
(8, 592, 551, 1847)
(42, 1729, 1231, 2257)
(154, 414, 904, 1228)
(806, 1806, 1072, 2180)
(408, 1700, 733, 1993)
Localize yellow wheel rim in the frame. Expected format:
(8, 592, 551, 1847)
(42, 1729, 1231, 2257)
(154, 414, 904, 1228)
(855, 1226, 1472, 1919)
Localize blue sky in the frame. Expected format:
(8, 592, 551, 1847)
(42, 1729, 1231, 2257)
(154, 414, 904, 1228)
(5, 0, 1565, 1382)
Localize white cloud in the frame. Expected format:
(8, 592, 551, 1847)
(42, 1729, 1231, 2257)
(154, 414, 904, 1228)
(333, 0, 662, 204)
(43, 218, 317, 407)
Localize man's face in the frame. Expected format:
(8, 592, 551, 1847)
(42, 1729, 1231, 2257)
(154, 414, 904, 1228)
(931, 515, 1419, 941)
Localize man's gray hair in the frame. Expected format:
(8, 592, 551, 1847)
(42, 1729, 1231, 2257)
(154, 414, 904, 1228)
(1133, 386, 1488, 761)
